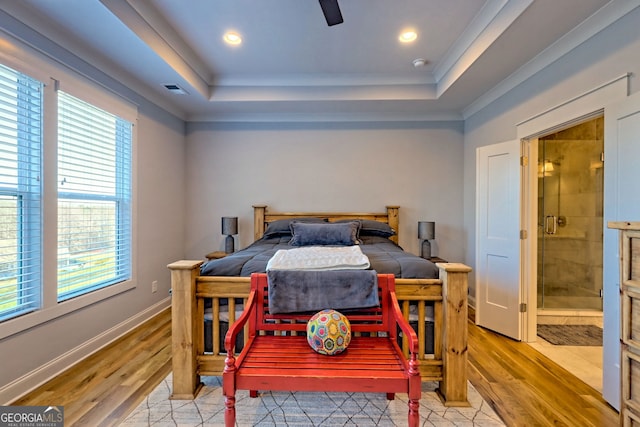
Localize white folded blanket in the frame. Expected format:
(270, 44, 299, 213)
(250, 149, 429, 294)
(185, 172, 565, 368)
(266, 245, 370, 271)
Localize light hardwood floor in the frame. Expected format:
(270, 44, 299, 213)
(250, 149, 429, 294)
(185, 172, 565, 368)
(12, 307, 619, 426)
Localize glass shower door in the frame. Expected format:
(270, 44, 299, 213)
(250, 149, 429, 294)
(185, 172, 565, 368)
(537, 118, 604, 311)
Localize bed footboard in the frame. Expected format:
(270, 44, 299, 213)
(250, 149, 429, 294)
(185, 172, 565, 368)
(168, 260, 471, 406)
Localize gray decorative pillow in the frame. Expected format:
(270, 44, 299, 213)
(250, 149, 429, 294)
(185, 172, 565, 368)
(263, 217, 327, 237)
(289, 221, 360, 246)
(359, 220, 396, 237)
(335, 219, 396, 238)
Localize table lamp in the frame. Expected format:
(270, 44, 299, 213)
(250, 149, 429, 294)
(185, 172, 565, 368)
(418, 221, 435, 258)
(222, 216, 238, 253)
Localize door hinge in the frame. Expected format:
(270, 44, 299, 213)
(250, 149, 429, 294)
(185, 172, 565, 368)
(520, 155, 528, 166)
(519, 303, 527, 313)
(520, 229, 527, 239)
(601, 152, 605, 162)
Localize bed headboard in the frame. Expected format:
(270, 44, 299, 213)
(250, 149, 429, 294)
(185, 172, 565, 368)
(252, 205, 400, 244)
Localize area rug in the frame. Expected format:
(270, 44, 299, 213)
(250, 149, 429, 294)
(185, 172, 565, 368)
(537, 324, 603, 346)
(122, 374, 505, 426)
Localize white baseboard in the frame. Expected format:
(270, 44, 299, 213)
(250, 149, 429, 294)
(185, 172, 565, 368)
(468, 294, 476, 312)
(0, 297, 171, 405)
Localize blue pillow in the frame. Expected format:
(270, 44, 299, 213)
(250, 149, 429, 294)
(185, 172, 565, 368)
(263, 217, 327, 237)
(289, 221, 360, 246)
(359, 220, 396, 237)
(335, 219, 396, 238)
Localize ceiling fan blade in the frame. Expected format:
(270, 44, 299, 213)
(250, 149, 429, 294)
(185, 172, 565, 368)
(318, 0, 343, 26)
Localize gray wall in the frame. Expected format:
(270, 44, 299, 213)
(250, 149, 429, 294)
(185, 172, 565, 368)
(184, 121, 465, 262)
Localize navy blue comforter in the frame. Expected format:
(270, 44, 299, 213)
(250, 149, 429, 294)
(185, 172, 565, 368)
(200, 235, 439, 279)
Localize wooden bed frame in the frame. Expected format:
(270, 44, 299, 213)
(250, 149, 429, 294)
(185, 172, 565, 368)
(168, 205, 471, 406)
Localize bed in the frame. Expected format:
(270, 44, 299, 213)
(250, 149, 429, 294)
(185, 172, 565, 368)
(168, 205, 471, 407)
(200, 210, 438, 280)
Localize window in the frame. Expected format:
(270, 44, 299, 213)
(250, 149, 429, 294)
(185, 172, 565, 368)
(0, 42, 136, 332)
(0, 64, 42, 321)
(57, 92, 132, 301)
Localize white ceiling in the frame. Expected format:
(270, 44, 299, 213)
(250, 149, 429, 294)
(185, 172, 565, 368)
(1, 0, 620, 122)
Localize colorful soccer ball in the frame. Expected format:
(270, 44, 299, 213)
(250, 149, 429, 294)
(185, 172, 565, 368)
(306, 309, 351, 355)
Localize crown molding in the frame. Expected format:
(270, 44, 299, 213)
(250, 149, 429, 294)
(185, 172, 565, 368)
(434, 0, 535, 97)
(209, 83, 438, 102)
(0, 4, 188, 121)
(99, 0, 210, 99)
(187, 110, 463, 124)
(105, 0, 528, 109)
(462, 0, 640, 119)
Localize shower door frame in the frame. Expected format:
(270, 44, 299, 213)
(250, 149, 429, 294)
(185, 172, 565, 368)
(536, 122, 604, 312)
(521, 112, 604, 340)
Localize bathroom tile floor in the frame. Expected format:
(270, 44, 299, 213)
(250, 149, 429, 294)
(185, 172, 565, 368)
(529, 335, 602, 392)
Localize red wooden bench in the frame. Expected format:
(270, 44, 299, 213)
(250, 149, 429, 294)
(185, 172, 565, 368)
(222, 273, 421, 427)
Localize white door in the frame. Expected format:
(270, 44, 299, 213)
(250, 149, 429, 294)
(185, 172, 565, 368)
(476, 140, 522, 340)
(602, 90, 640, 409)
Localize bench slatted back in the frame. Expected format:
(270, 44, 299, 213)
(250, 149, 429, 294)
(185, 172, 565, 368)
(248, 273, 398, 337)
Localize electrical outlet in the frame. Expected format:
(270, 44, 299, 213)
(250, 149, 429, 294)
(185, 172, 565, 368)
(152, 280, 158, 293)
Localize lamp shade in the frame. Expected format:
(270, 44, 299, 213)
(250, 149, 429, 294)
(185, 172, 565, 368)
(221, 217, 238, 235)
(418, 221, 435, 240)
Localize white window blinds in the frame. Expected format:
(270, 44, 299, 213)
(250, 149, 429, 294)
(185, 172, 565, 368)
(0, 64, 42, 321)
(57, 91, 132, 301)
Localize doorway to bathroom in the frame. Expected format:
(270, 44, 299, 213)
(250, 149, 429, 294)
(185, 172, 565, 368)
(536, 116, 604, 314)
(531, 116, 604, 392)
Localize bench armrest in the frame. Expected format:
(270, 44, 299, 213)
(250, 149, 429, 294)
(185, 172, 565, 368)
(389, 290, 419, 355)
(224, 290, 256, 354)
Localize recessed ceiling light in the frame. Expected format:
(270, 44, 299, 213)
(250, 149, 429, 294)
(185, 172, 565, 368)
(224, 32, 242, 45)
(399, 30, 418, 43)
